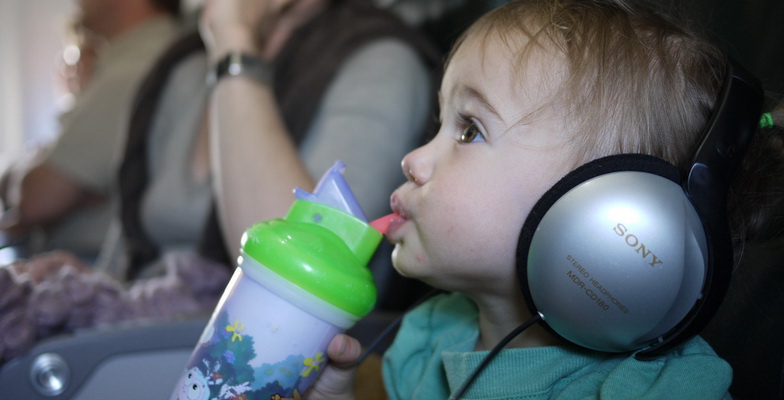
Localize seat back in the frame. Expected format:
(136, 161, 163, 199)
(701, 237, 784, 399)
(0, 317, 204, 399)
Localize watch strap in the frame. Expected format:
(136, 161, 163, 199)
(207, 52, 274, 88)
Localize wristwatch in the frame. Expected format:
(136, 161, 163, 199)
(207, 52, 274, 88)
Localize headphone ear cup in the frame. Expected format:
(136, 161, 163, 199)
(517, 154, 709, 353)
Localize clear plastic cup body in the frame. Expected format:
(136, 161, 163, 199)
(169, 259, 346, 400)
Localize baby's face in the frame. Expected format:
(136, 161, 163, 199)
(387, 32, 576, 297)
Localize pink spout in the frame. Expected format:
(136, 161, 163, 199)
(370, 213, 397, 235)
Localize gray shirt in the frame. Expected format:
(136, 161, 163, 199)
(97, 38, 433, 279)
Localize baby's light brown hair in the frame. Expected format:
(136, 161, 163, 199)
(449, 0, 726, 171)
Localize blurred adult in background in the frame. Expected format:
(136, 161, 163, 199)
(0, 0, 183, 263)
(0, 0, 443, 365)
(107, 0, 443, 282)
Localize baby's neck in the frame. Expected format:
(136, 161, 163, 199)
(472, 294, 563, 351)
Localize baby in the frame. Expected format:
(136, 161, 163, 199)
(308, 0, 783, 399)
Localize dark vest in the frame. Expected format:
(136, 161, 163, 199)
(119, 0, 442, 280)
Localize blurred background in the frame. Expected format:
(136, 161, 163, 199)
(1, 0, 75, 170)
(0, 0, 203, 172)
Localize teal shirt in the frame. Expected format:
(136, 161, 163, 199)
(383, 293, 732, 399)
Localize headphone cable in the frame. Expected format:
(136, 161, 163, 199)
(448, 313, 543, 400)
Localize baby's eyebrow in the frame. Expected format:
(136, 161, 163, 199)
(453, 84, 502, 121)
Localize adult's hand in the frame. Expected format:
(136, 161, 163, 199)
(200, 0, 295, 62)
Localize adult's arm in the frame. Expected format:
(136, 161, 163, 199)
(202, 0, 434, 257)
(0, 147, 98, 231)
(299, 38, 433, 220)
(16, 163, 97, 226)
(208, 76, 314, 253)
(201, 0, 317, 255)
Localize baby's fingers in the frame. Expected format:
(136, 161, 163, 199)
(306, 334, 361, 400)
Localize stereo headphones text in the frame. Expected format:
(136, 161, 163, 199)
(516, 59, 764, 358)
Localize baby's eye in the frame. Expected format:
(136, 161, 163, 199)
(458, 117, 486, 143)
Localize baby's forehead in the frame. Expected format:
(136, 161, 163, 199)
(440, 32, 570, 127)
(460, 30, 568, 99)
(459, 26, 566, 77)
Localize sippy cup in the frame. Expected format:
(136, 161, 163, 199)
(170, 161, 382, 400)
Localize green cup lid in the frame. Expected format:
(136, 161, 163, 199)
(241, 200, 381, 318)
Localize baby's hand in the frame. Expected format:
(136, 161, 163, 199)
(306, 333, 361, 400)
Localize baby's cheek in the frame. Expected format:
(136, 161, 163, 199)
(434, 206, 468, 243)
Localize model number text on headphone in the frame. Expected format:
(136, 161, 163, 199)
(612, 223, 663, 267)
(566, 255, 630, 314)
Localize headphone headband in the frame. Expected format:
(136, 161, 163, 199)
(638, 59, 764, 357)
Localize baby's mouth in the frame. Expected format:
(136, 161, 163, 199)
(384, 192, 411, 239)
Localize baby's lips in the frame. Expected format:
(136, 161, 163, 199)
(370, 213, 398, 235)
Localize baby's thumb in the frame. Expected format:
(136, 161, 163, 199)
(306, 333, 361, 400)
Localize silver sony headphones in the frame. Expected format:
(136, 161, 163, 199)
(516, 59, 764, 357)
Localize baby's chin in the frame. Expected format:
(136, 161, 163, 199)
(390, 243, 428, 279)
(391, 247, 458, 291)
(390, 245, 409, 277)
